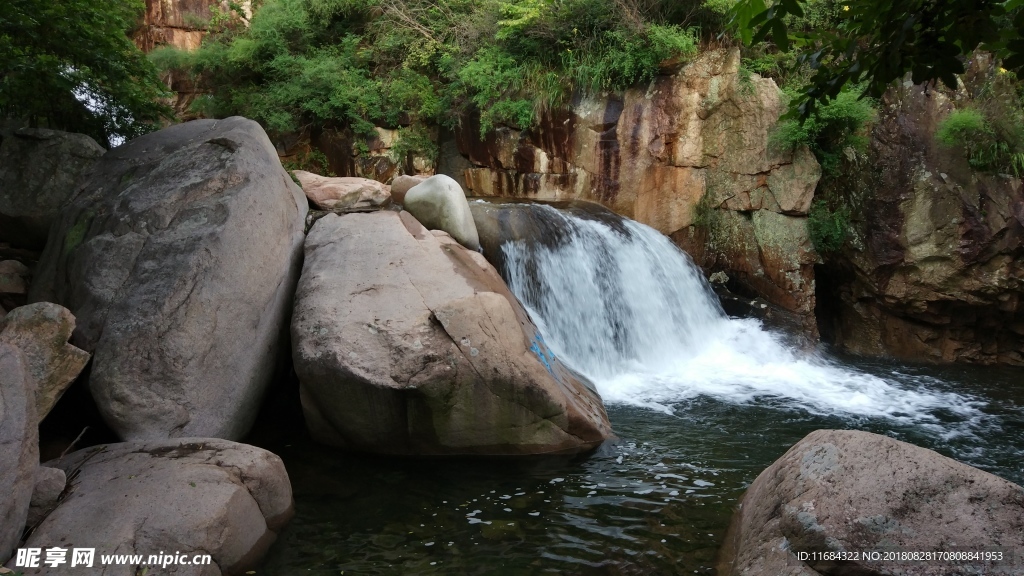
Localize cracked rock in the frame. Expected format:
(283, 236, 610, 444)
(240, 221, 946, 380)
(291, 211, 613, 455)
(28, 118, 308, 441)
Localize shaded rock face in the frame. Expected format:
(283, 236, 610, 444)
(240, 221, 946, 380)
(403, 174, 481, 251)
(26, 466, 66, 528)
(298, 126, 436, 185)
(0, 343, 37, 564)
(819, 80, 1024, 365)
(0, 127, 106, 248)
(30, 117, 308, 441)
(720, 429, 1024, 576)
(455, 49, 822, 332)
(292, 170, 390, 211)
(0, 302, 90, 423)
(9, 438, 293, 576)
(291, 211, 613, 455)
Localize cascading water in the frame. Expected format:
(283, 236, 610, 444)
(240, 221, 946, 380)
(494, 201, 984, 426)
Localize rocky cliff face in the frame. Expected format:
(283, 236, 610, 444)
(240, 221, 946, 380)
(132, 0, 252, 117)
(454, 49, 822, 333)
(818, 72, 1024, 365)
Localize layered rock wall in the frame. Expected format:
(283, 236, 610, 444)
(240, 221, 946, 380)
(819, 65, 1024, 365)
(132, 0, 252, 117)
(453, 49, 822, 332)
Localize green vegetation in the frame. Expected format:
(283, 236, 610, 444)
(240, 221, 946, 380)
(935, 71, 1024, 175)
(807, 199, 849, 254)
(0, 0, 170, 146)
(728, 0, 1024, 117)
(282, 148, 333, 175)
(770, 86, 876, 176)
(154, 0, 703, 153)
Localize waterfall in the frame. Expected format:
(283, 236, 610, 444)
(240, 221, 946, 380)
(491, 202, 981, 423)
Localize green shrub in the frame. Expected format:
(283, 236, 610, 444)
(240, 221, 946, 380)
(157, 0, 702, 141)
(807, 199, 849, 255)
(935, 107, 1024, 174)
(771, 87, 876, 176)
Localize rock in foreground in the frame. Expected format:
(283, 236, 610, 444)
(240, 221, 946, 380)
(8, 439, 293, 576)
(720, 429, 1024, 576)
(30, 117, 308, 441)
(292, 211, 612, 455)
(0, 302, 90, 423)
(0, 343, 37, 564)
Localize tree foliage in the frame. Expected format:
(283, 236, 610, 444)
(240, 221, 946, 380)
(729, 0, 1024, 117)
(156, 0, 700, 149)
(0, 0, 171, 146)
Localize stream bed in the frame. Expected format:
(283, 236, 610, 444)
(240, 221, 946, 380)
(255, 202, 1023, 574)
(253, 359, 1023, 575)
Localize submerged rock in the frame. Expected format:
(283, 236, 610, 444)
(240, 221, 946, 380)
(0, 343, 37, 564)
(291, 211, 612, 455)
(29, 117, 308, 441)
(0, 302, 90, 423)
(403, 174, 481, 251)
(8, 439, 293, 576)
(0, 127, 106, 249)
(720, 429, 1024, 576)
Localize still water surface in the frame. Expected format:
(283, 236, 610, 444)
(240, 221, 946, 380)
(254, 360, 1023, 575)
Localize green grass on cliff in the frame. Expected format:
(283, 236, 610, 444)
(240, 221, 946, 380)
(152, 0, 712, 154)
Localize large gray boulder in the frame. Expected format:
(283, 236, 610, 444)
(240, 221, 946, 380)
(292, 211, 613, 455)
(402, 174, 481, 250)
(0, 343, 38, 564)
(29, 117, 308, 441)
(720, 429, 1024, 576)
(0, 302, 90, 423)
(0, 127, 106, 248)
(7, 438, 294, 576)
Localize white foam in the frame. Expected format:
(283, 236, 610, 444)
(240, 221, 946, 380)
(501, 205, 983, 425)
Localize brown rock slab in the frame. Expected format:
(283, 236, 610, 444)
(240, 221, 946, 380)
(292, 170, 390, 210)
(291, 211, 613, 455)
(0, 302, 90, 423)
(720, 429, 1024, 576)
(8, 439, 293, 576)
(390, 174, 427, 205)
